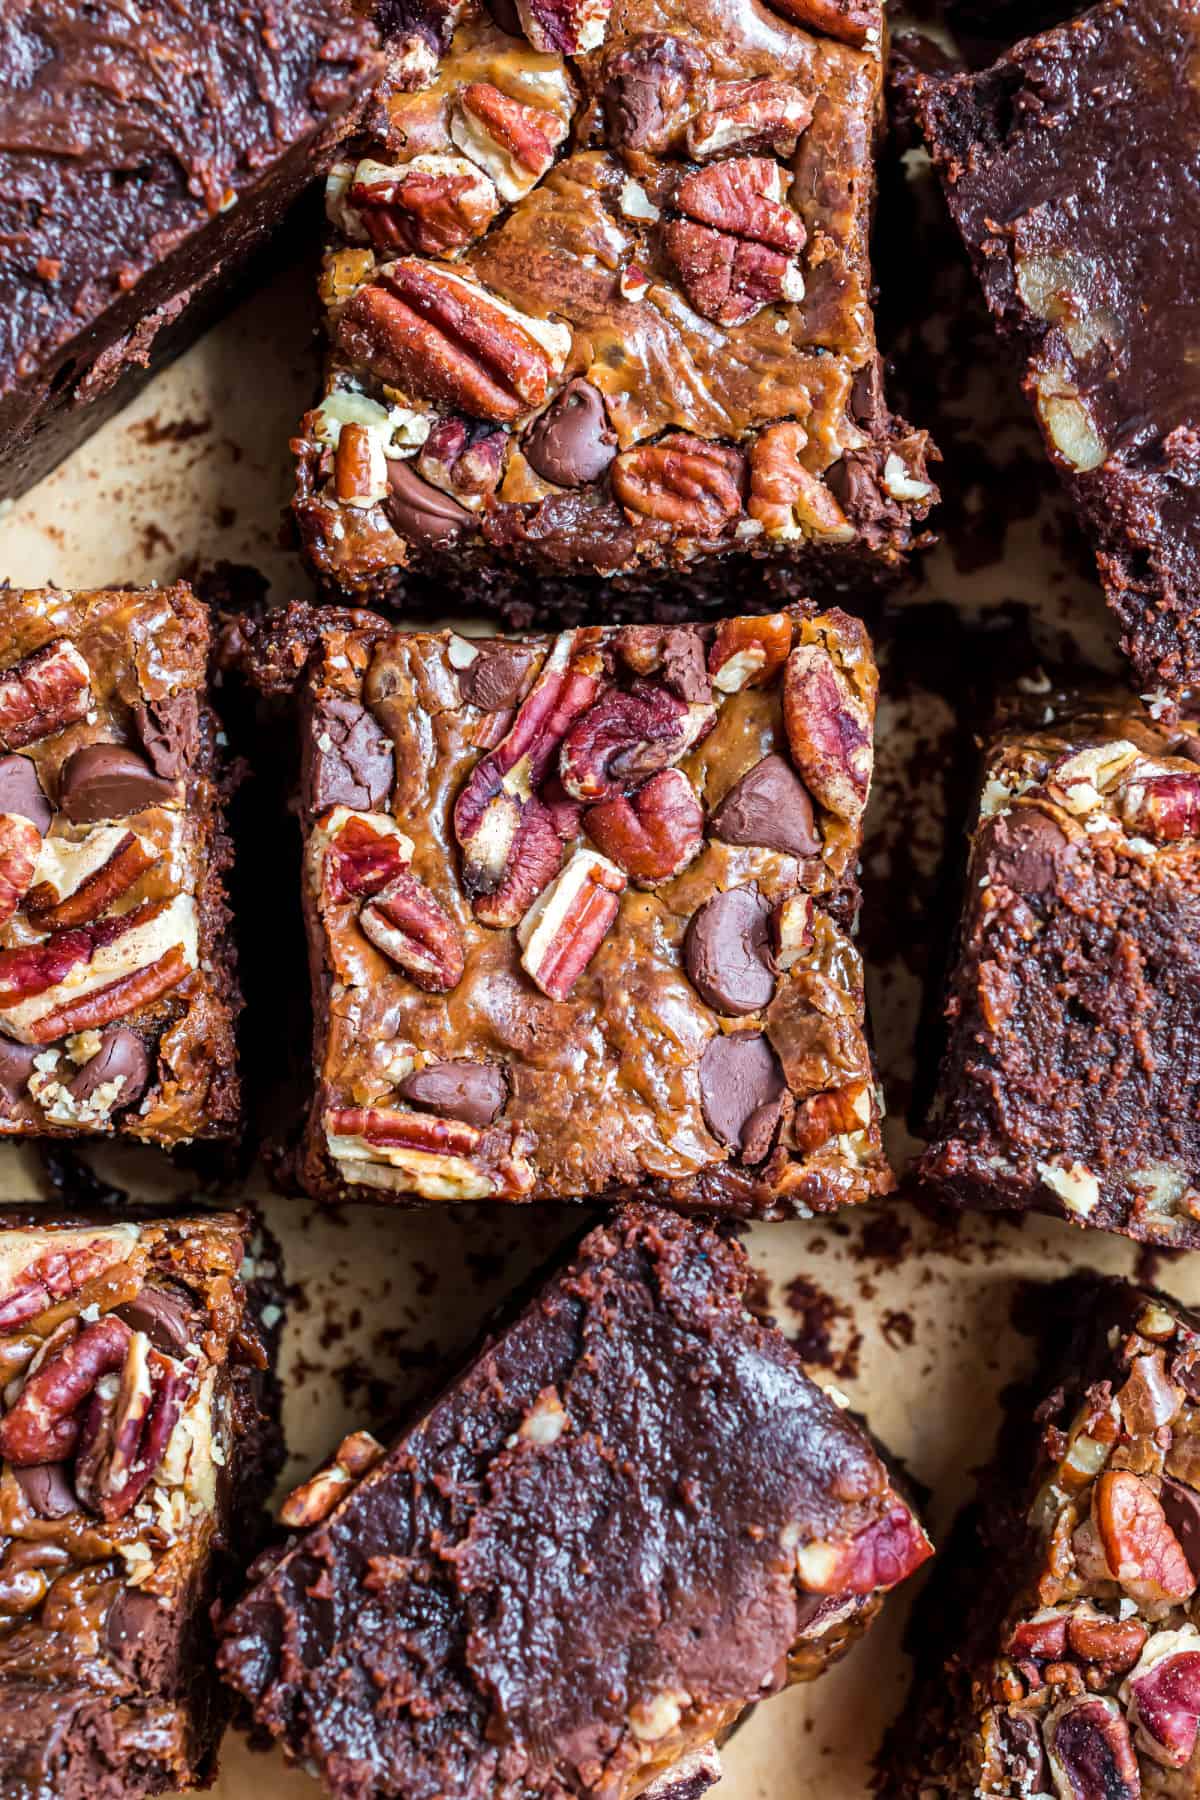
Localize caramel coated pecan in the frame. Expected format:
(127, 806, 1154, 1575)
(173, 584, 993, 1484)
(686, 78, 813, 161)
(611, 434, 745, 532)
(675, 158, 805, 253)
(1094, 1470, 1195, 1603)
(518, 847, 626, 1000)
(280, 1430, 386, 1528)
(0, 640, 91, 751)
(74, 1328, 192, 1520)
(327, 1104, 534, 1200)
(418, 419, 506, 499)
(666, 221, 804, 328)
(360, 872, 465, 992)
(1045, 1697, 1140, 1800)
(794, 1499, 933, 1595)
(783, 616, 876, 824)
(1118, 769, 1200, 842)
(349, 154, 500, 255)
(334, 422, 388, 509)
(759, 0, 877, 47)
(0, 1314, 131, 1465)
(0, 895, 196, 1045)
(515, 0, 611, 54)
(1126, 1633, 1200, 1767)
(25, 830, 155, 931)
(771, 892, 814, 971)
(471, 798, 564, 929)
(450, 83, 568, 201)
(584, 768, 704, 885)
(311, 807, 413, 906)
(559, 684, 716, 801)
(749, 424, 854, 542)
(708, 613, 794, 694)
(0, 814, 41, 925)
(0, 1230, 135, 1333)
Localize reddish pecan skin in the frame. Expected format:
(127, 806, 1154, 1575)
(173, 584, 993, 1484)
(0, 1315, 131, 1465)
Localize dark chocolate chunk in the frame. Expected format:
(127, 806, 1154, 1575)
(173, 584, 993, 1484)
(711, 755, 820, 858)
(740, 1095, 783, 1165)
(58, 744, 175, 822)
(385, 461, 472, 548)
(105, 1586, 167, 1673)
(1161, 1477, 1200, 1579)
(13, 1462, 77, 1519)
(117, 1285, 194, 1357)
(686, 886, 775, 1016)
(0, 1037, 37, 1102)
(398, 1060, 507, 1127)
(0, 754, 51, 833)
(699, 1031, 786, 1152)
(68, 1028, 149, 1112)
(134, 693, 200, 779)
(661, 628, 712, 704)
(456, 641, 537, 712)
(983, 806, 1075, 897)
(523, 380, 617, 489)
(602, 33, 708, 153)
(305, 695, 394, 814)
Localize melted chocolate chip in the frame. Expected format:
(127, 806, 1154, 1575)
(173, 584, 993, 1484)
(523, 381, 617, 489)
(13, 1462, 77, 1519)
(686, 886, 775, 1016)
(385, 461, 472, 548)
(1161, 1477, 1200, 1579)
(117, 1285, 194, 1357)
(305, 694, 394, 815)
(0, 754, 51, 833)
(398, 1061, 507, 1128)
(984, 806, 1075, 897)
(0, 1037, 37, 1102)
(711, 755, 820, 859)
(699, 1032, 785, 1154)
(661, 628, 712, 704)
(133, 693, 200, 779)
(69, 1027, 149, 1112)
(456, 642, 537, 712)
(58, 744, 175, 822)
(105, 1586, 166, 1672)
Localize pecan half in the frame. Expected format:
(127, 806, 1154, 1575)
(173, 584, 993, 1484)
(1045, 1697, 1140, 1800)
(73, 1329, 192, 1520)
(472, 798, 564, 929)
(676, 158, 805, 253)
(665, 221, 804, 328)
(782, 618, 875, 824)
(686, 77, 813, 161)
(327, 1104, 534, 1200)
(515, 0, 611, 53)
(0, 641, 91, 751)
(584, 768, 704, 885)
(0, 1229, 136, 1333)
(0, 896, 196, 1045)
(360, 873, 465, 992)
(793, 1499, 933, 1595)
(759, 0, 876, 47)
(1094, 1469, 1196, 1603)
(518, 847, 626, 1000)
(708, 613, 793, 693)
(336, 261, 571, 424)
(611, 434, 745, 531)
(450, 83, 568, 201)
(349, 154, 500, 255)
(559, 685, 716, 802)
(0, 1314, 131, 1465)
(25, 830, 155, 931)
(333, 422, 388, 509)
(749, 424, 855, 542)
(0, 815, 41, 925)
(1126, 1633, 1200, 1767)
(280, 1430, 386, 1528)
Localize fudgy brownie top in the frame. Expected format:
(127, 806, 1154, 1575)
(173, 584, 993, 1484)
(0, 585, 239, 1143)
(921, 691, 1200, 1246)
(0, 0, 378, 399)
(259, 601, 891, 1215)
(219, 1207, 930, 1800)
(916, 0, 1200, 689)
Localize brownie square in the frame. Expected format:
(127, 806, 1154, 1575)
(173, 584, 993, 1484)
(916, 0, 1200, 693)
(883, 1274, 1200, 1797)
(219, 1205, 931, 1799)
(0, 1209, 282, 1799)
(0, 584, 240, 1145)
(0, 0, 380, 502)
(258, 600, 891, 1215)
(920, 688, 1200, 1246)
(290, 0, 937, 625)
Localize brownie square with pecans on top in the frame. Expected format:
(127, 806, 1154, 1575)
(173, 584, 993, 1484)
(219, 1205, 931, 1800)
(292, 0, 938, 623)
(0, 1210, 281, 1799)
(250, 599, 891, 1214)
(0, 585, 240, 1144)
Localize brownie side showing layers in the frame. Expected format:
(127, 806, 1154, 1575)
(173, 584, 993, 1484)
(883, 1275, 1200, 1799)
(219, 1206, 931, 1800)
(252, 600, 891, 1216)
(919, 691, 1200, 1246)
(0, 1211, 282, 1800)
(916, 0, 1200, 693)
(0, 585, 241, 1145)
(290, 0, 938, 625)
(0, 0, 380, 503)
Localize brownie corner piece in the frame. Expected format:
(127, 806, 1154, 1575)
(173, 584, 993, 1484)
(0, 1208, 282, 1799)
(915, 0, 1200, 692)
(920, 688, 1200, 1246)
(279, 601, 893, 1215)
(883, 1273, 1200, 1798)
(218, 1204, 931, 1799)
(291, 0, 938, 623)
(0, 583, 240, 1145)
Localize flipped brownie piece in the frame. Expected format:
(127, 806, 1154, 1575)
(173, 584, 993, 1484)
(0, 585, 241, 1145)
(883, 1275, 1200, 1798)
(0, 1211, 282, 1800)
(920, 689, 1200, 1247)
(291, 0, 938, 625)
(916, 0, 1200, 693)
(256, 600, 892, 1216)
(0, 0, 380, 502)
(219, 1206, 931, 1799)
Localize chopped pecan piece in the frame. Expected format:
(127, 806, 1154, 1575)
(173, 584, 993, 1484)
(514, 0, 611, 54)
(310, 807, 413, 905)
(471, 798, 564, 929)
(1125, 1632, 1200, 1767)
(783, 617, 875, 824)
(0, 894, 197, 1045)
(666, 220, 805, 328)
(450, 83, 568, 201)
(360, 872, 465, 992)
(326, 1104, 534, 1200)
(759, 0, 876, 47)
(771, 893, 814, 970)
(25, 830, 155, 930)
(334, 422, 388, 509)
(0, 1313, 131, 1465)
(73, 1328, 192, 1520)
(559, 684, 716, 801)
(0, 814, 41, 925)
(676, 157, 805, 253)
(0, 640, 91, 751)
(708, 613, 794, 693)
(0, 1228, 136, 1332)
(1117, 769, 1200, 841)
(749, 424, 855, 542)
(518, 847, 626, 1000)
(611, 434, 745, 531)
(794, 1500, 933, 1595)
(418, 419, 507, 499)
(1094, 1470, 1196, 1603)
(280, 1430, 386, 1528)
(349, 154, 500, 255)
(584, 768, 704, 885)
(686, 78, 813, 161)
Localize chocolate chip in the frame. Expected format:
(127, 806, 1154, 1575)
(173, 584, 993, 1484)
(385, 461, 472, 549)
(661, 628, 712, 704)
(117, 1285, 194, 1357)
(69, 1028, 149, 1112)
(1161, 1478, 1200, 1578)
(686, 886, 775, 1016)
(0, 1037, 37, 1102)
(523, 381, 617, 489)
(456, 642, 537, 712)
(398, 1061, 507, 1128)
(133, 693, 200, 779)
(0, 754, 51, 833)
(58, 744, 175, 823)
(984, 806, 1075, 897)
(740, 1096, 783, 1165)
(305, 695, 394, 815)
(13, 1462, 77, 1519)
(699, 1032, 785, 1154)
(711, 755, 821, 859)
(105, 1587, 165, 1673)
